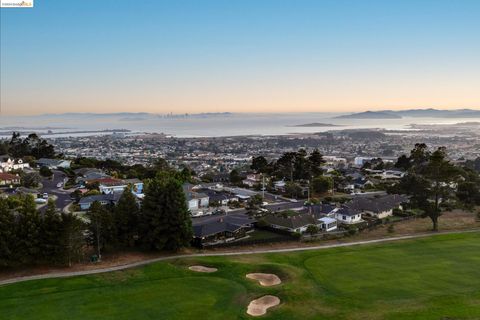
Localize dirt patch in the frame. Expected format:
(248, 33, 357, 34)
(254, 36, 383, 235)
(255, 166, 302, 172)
(188, 265, 218, 273)
(247, 295, 280, 316)
(246, 273, 281, 286)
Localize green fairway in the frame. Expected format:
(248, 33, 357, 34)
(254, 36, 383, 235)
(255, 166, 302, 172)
(1, 233, 480, 319)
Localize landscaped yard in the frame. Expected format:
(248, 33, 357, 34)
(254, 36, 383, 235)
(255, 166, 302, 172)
(1, 232, 479, 319)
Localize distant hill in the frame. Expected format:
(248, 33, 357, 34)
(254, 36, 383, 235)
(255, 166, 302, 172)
(336, 108, 480, 119)
(37, 112, 234, 119)
(290, 122, 342, 127)
(336, 111, 401, 119)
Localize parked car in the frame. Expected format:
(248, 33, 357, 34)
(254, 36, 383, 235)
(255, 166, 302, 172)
(35, 198, 47, 204)
(213, 209, 226, 215)
(42, 192, 49, 199)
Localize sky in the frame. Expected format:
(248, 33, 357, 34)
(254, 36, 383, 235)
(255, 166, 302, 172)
(1, 0, 479, 116)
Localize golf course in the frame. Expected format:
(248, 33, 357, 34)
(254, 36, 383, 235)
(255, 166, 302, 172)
(1, 232, 480, 319)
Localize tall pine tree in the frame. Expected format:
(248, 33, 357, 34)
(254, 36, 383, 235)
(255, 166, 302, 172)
(0, 198, 16, 267)
(59, 212, 85, 267)
(86, 201, 116, 259)
(114, 189, 140, 247)
(40, 199, 63, 264)
(141, 176, 192, 251)
(15, 194, 41, 264)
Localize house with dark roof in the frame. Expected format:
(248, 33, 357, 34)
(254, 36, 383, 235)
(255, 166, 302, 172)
(334, 206, 363, 224)
(264, 211, 337, 233)
(78, 193, 122, 211)
(201, 189, 238, 206)
(192, 213, 255, 246)
(75, 168, 110, 184)
(346, 194, 408, 219)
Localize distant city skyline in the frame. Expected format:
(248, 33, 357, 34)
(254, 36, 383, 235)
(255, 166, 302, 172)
(1, 0, 479, 116)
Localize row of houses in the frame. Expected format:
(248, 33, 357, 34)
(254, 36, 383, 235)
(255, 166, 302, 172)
(190, 193, 408, 246)
(183, 183, 246, 216)
(263, 194, 408, 234)
(74, 168, 145, 210)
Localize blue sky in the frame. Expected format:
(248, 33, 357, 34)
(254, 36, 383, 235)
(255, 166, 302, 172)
(1, 0, 479, 115)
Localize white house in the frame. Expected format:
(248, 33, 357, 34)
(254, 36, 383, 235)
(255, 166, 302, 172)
(0, 158, 30, 172)
(334, 207, 363, 224)
(242, 173, 261, 187)
(183, 183, 210, 216)
(273, 180, 286, 192)
(354, 157, 374, 167)
(318, 217, 337, 232)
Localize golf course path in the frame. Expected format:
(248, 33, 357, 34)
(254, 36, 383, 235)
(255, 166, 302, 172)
(1, 229, 478, 286)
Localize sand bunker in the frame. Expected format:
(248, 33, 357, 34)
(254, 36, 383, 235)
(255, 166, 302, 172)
(188, 265, 217, 273)
(246, 273, 281, 286)
(246, 295, 280, 316)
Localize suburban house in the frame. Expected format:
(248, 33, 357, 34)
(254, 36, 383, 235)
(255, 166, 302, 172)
(346, 194, 409, 219)
(86, 178, 144, 195)
(366, 169, 405, 180)
(302, 203, 337, 216)
(352, 177, 374, 189)
(74, 168, 110, 183)
(318, 217, 338, 232)
(37, 158, 71, 169)
(242, 173, 261, 187)
(202, 189, 238, 206)
(223, 187, 258, 202)
(334, 206, 363, 224)
(0, 157, 30, 172)
(211, 173, 230, 183)
(78, 193, 122, 210)
(264, 212, 337, 234)
(273, 180, 286, 192)
(265, 201, 304, 213)
(192, 213, 255, 246)
(0, 173, 21, 186)
(354, 157, 375, 167)
(183, 183, 209, 215)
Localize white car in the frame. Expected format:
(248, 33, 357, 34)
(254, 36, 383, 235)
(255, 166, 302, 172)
(35, 198, 47, 204)
(57, 182, 63, 188)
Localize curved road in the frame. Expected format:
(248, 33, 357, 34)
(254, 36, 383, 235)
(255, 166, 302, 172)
(40, 170, 72, 213)
(1, 229, 478, 287)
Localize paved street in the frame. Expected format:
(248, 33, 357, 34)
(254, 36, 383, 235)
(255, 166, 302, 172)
(39, 170, 72, 213)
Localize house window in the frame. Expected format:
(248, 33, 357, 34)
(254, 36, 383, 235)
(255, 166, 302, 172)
(342, 216, 346, 220)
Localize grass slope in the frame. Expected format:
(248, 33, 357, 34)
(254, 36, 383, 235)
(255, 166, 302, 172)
(1, 233, 480, 319)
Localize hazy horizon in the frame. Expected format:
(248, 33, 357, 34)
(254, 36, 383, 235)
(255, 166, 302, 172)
(1, 0, 480, 116)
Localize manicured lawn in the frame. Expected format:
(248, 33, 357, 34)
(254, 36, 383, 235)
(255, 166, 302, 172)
(1, 233, 480, 319)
